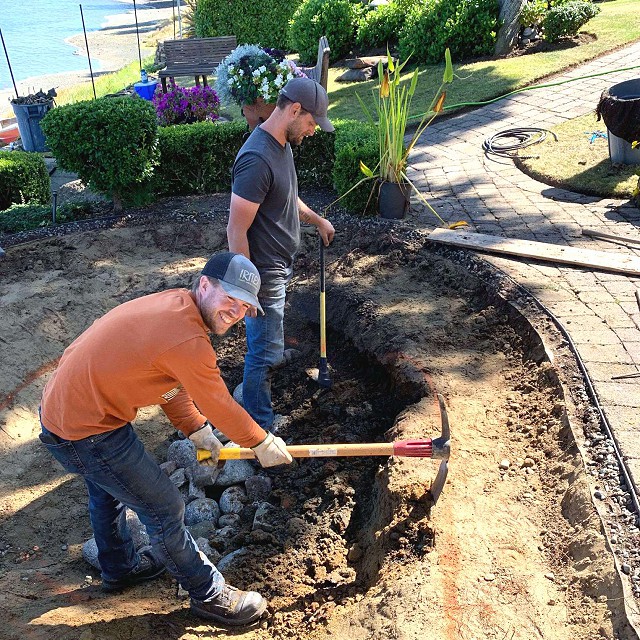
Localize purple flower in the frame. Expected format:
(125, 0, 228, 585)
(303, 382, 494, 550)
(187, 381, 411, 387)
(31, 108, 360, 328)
(153, 84, 221, 126)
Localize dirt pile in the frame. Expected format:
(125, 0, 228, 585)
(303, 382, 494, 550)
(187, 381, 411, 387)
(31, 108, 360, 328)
(0, 207, 634, 639)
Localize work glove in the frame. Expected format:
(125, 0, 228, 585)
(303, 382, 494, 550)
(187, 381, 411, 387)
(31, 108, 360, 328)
(189, 422, 223, 467)
(251, 432, 293, 468)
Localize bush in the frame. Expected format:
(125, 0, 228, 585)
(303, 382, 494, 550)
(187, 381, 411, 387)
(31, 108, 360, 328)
(356, 0, 418, 50)
(0, 151, 50, 211)
(399, 0, 500, 64)
(332, 120, 378, 216)
(0, 201, 95, 234)
(289, 0, 362, 64)
(154, 120, 247, 196)
(542, 1, 600, 42)
(41, 97, 158, 210)
(519, 0, 549, 27)
(194, 0, 302, 50)
(293, 130, 335, 188)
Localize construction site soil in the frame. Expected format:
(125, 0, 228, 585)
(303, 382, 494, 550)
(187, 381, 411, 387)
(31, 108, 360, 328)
(0, 193, 635, 639)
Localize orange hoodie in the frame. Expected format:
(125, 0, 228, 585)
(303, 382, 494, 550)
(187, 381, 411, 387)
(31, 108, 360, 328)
(40, 289, 266, 448)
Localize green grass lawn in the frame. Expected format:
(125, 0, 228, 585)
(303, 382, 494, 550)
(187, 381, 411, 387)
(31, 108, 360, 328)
(327, 0, 640, 123)
(516, 112, 640, 198)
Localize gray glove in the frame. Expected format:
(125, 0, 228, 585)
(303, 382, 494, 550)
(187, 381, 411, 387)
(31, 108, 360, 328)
(189, 422, 223, 466)
(251, 432, 293, 468)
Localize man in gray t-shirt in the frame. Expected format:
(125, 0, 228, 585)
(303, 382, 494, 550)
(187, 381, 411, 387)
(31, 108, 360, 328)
(228, 78, 335, 432)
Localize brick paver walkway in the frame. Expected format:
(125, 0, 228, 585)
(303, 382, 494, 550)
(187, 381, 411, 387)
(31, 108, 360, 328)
(408, 42, 640, 486)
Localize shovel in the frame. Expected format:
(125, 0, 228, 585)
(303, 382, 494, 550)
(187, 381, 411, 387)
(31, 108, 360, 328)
(197, 394, 451, 503)
(308, 237, 332, 388)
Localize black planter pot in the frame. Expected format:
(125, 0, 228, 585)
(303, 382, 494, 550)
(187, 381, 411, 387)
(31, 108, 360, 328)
(378, 180, 411, 219)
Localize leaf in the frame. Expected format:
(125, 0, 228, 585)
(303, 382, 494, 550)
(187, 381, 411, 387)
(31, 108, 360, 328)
(448, 220, 468, 229)
(360, 161, 374, 178)
(434, 92, 446, 113)
(443, 48, 453, 84)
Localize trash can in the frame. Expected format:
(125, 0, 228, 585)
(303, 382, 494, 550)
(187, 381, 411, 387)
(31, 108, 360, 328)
(11, 100, 54, 152)
(596, 79, 640, 165)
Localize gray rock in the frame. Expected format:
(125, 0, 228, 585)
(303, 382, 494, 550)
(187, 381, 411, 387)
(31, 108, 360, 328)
(186, 463, 219, 488)
(216, 548, 250, 574)
(245, 475, 272, 501)
(195, 537, 221, 565)
(187, 520, 217, 540)
(169, 467, 187, 487)
(215, 457, 256, 487)
(252, 501, 277, 532)
(160, 460, 178, 476)
(184, 498, 220, 526)
(336, 68, 373, 83)
(186, 482, 206, 502)
(167, 439, 197, 468)
(218, 513, 241, 528)
(219, 486, 248, 514)
(82, 509, 149, 570)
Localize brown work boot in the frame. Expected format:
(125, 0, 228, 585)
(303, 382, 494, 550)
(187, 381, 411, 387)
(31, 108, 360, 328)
(190, 584, 267, 626)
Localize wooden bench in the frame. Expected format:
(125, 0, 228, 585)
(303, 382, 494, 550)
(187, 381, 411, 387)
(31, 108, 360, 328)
(158, 36, 237, 93)
(299, 36, 330, 91)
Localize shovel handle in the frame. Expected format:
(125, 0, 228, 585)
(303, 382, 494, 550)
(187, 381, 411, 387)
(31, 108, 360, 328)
(197, 439, 439, 462)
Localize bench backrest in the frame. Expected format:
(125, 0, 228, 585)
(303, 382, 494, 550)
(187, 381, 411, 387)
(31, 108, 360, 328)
(163, 36, 237, 68)
(301, 36, 330, 90)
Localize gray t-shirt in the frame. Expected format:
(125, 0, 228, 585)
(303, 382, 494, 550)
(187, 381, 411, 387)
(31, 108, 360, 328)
(231, 127, 299, 282)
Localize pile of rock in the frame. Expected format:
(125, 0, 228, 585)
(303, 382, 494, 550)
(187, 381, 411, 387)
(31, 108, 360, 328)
(335, 55, 393, 83)
(82, 437, 275, 578)
(519, 26, 542, 47)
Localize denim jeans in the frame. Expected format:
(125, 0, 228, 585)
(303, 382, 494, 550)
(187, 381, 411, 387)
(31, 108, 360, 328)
(243, 272, 290, 430)
(38, 421, 224, 601)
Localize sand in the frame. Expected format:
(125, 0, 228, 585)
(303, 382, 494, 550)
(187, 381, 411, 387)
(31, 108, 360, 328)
(0, 0, 175, 117)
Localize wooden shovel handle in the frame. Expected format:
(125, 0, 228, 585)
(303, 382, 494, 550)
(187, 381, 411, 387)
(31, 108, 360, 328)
(198, 442, 397, 462)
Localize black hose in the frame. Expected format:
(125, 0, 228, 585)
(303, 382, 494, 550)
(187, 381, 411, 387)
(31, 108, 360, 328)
(482, 127, 558, 159)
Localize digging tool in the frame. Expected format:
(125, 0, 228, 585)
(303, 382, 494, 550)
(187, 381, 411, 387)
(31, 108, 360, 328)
(198, 395, 451, 503)
(308, 237, 332, 388)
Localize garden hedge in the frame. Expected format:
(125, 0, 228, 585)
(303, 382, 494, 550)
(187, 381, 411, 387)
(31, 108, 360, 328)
(41, 96, 158, 210)
(194, 0, 302, 50)
(0, 150, 50, 211)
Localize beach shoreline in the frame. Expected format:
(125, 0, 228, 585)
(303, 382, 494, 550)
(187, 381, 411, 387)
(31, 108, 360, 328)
(1, 0, 174, 117)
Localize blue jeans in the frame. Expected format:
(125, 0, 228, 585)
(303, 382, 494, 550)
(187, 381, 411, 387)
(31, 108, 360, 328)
(38, 421, 224, 601)
(243, 273, 289, 430)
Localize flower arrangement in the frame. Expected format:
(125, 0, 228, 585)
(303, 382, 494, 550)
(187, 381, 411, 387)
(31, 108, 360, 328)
(215, 44, 306, 107)
(152, 83, 220, 126)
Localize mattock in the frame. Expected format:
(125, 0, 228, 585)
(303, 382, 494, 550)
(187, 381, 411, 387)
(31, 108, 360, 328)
(197, 394, 451, 504)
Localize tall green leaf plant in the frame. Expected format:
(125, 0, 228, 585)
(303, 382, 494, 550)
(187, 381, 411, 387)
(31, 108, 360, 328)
(356, 49, 456, 224)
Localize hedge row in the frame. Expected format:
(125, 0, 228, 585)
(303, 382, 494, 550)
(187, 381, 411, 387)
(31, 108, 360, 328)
(0, 151, 50, 211)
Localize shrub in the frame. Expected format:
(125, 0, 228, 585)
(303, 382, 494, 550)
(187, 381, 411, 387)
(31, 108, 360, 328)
(0, 201, 95, 234)
(289, 0, 362, 64)
(154, 120, 247, 196)
(519, 0, 549, 27)
(399, 0, 500, 64)
(152, 83, 220, 126)
(293, 130, 335, 188)
(542, 1, 600, 43)
(194, 0, 302, 50)
(41, 97, 158, 211)
(356, 0, 418, 50)
(0, 151, 50, 211)
(332, 120, 378, 216)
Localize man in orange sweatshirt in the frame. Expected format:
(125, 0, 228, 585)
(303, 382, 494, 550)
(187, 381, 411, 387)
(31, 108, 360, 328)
(39, 251, 292, 627)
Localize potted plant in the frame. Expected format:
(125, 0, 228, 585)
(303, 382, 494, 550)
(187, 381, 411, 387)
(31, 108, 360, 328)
(215, 44, 307, 129)
(10, 88, 56, 153)
(357, 50, 454, 220)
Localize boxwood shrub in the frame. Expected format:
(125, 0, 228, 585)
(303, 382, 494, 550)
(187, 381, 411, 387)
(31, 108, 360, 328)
(194, 0, 302, 50)
(542, 1, 600, 43)
(356, 0, 419, 50)
(41, 97, 158, 210)
(0, 150, 50, 211)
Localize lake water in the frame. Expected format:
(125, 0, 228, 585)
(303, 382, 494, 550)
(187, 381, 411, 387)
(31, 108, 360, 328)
(0, 0, 145, 90)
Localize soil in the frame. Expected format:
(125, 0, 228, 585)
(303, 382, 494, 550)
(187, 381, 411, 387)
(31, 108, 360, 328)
(0, 194, 634, 640)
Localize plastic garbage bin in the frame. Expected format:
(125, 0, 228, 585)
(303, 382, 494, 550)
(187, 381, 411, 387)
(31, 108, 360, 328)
(11, 100, 53, 152)
(134, 79, 159, 101)
(596, 78, 640, 165)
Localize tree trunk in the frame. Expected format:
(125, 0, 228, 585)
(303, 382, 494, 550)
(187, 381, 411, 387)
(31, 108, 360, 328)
(494, 0, 527, 56)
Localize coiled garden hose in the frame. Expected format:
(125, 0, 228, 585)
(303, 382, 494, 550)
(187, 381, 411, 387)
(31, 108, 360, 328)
(482, 127, 558, 159)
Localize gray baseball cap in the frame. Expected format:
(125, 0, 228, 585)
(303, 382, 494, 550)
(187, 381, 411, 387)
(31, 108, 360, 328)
(280, 77, 334, 132)
(201, 252, 263, 314)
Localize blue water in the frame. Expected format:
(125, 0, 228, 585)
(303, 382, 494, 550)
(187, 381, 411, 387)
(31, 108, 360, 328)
(0, 0, 142, 91)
